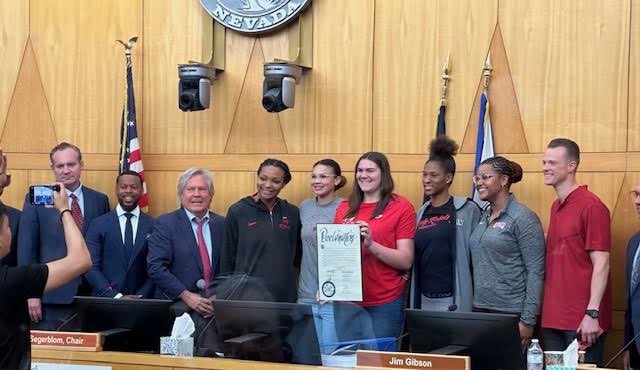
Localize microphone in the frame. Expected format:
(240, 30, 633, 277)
(604, 329, 640, 368)
(448, 304, 458, 312)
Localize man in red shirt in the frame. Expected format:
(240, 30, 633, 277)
(541, 138, 612, 366)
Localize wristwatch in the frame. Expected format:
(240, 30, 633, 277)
(585, 309, 599, 319)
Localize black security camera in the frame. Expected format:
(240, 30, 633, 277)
(178, 64, 216, 112)
(262, 62, 302, 113)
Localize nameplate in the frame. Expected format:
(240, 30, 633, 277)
(357, 350, 470, 370)
(31, 330, 102, 352)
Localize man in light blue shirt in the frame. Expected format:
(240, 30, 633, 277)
(147, 168, 225, 318)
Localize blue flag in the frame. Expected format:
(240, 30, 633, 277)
(472, 91, 494, 208)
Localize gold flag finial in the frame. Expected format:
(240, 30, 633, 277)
(482, 53, 492, 92)
(116, 37, 139, 55)
(440, 51, 451, 103)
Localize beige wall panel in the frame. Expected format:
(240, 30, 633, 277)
(278, 0, 373, 153)
(0, 0, 28, 134)
(143, 1, 254, 154)
(30, 0, 143, 154)
(82, 170, 120, 208)
(1, 41, 57, 153)
(144, 172, 182, 217)
(510, 172, 623, 232)
(259, 29, 289, 63)
(460, 25, 528, 154)
(499, 1, 629, 152)
(1, 170, 30, 211)
(211, 172, 256, 216)
(373, 0, 497, 153)
(630, 0, 640, 151)
(225, 40, 287, 153)
(611, 173, 640, 311)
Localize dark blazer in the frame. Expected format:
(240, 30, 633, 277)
(625, 231, 640, 365)
(0, 205, 21, 266)
(17, 186, 110, 304)
(84, 208, 154, 298)
(147, 208, 225, 300)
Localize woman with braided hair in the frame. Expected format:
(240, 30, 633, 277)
(470, 156, 545, 353)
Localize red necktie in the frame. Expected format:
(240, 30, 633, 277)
(70, 194, 83, 230)
(193, 217, 212, 285)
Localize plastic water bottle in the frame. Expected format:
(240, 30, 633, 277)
(527, 338, 544, 370)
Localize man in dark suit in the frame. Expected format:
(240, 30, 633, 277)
(17, 142, 110, 330)
(84, 171, 153, 298)
(624, 182, 640, 370)
(147, 167, 225, 318)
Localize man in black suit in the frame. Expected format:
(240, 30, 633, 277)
(84, 171, 154, 298)
(624, 182, 640, 370)
(17, 142, 110, 330)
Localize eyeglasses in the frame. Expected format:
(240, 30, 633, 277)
(472, 173, 496, 184)
(310, 174, 336, 181)
(631, 190, 640, 199)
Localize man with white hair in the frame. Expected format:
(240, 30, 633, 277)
(147, 168, 225, 317)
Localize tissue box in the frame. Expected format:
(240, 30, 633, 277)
(160, 336, 194, 357)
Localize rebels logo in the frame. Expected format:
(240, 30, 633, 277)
(279, 216, 290, 230)
(417, 214, 451, 230)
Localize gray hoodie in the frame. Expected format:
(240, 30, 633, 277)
(410, 196, 481, 312)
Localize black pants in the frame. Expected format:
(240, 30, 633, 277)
(541, 328, 607, 366)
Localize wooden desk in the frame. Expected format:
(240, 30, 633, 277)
(32, 349, 376, 370)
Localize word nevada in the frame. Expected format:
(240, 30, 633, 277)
(200, 0, 311, 34)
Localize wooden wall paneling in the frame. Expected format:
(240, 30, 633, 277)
(278, 0, 374, 154)
(0, 0, 28, 135)
(143, 1, 254, 154)
(510, 172, 579, 232)
(373, 0, 497, 154)
(224, 39, 287, 153)
(210, 172, 256, 216)
(81, 170, 120, 209)
(144, 171, 182, 217)
(499, 1, 630, 152)
(1, 40, 57, 152)
(460, 25, 528, 154)
(629, 0, 640, 151)
(0, 170, 30, 211)
(30, 0, 143, 154)
(611, 173, 640, 311)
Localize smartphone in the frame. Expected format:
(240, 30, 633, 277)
(29, 185, 61, 206)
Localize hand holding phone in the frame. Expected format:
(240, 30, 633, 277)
(50, 182, 68, 212)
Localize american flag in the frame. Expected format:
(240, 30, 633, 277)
(119, 46, 149, 211)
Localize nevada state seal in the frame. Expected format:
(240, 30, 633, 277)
(200, 0, 312, 34)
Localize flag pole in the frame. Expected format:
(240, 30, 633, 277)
(440, 51, 450, 108)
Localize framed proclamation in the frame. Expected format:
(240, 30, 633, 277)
(317, 224, 363, 301)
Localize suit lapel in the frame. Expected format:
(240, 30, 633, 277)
(631, 235, 640, 295)
(82, 189, 95, 234)
(128, 213, 151, 270)
(177, 210, 204, 277)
